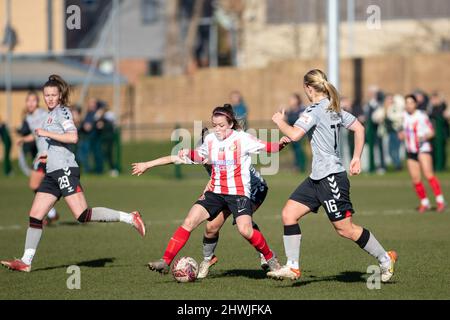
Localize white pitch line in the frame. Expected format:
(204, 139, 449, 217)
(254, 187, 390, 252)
(0, 225, 21, 231)
(0, 208, 444, 232)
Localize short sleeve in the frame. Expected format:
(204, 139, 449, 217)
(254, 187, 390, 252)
(58, 107, 77, 132)
(242, 132, 266, 154)
(342, 110, 357, 128)
(294, 107, 319, 132)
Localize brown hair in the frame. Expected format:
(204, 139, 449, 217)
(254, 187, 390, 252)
(212, 104, 241, 130)
(303, 69, 340, 113)
(43, 74, 71, 106)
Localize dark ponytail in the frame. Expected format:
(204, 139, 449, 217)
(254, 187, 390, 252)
(212, 103, 241, 130)
(43, 74, 71, 106)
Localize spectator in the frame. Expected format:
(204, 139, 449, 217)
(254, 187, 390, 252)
(230, 90, 248, 130)
(96, 106, 119, 177)
(0, 116, 12, 176)
(78, 98, 101, 173)
(429, 92, 449, 171)
(383, 94, 404, 171)
(285, 93, 307, 172)
(413, 89, 429, 112)
(364, 85, 386, 174)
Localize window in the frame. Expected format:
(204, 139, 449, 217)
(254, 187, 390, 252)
(141, 0, 159, 24)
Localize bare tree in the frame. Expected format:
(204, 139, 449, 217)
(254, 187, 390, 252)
(184, 0, 205, 73)
(165, 0, 183, 75)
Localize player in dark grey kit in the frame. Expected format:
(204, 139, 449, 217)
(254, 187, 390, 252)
(1, 75, 146, 273)
(267, 69, 397, 282)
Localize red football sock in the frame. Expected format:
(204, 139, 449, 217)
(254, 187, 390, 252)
(428, 176, 443, 197)
(247, 229, 273, 261)
(162, 226, 191, 265)
(414, 182, 427, 200)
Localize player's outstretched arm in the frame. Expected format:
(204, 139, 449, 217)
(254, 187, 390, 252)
(131, 155, 180, 176)
(260, 136, 291, 153)
(347, 120, 365, 176)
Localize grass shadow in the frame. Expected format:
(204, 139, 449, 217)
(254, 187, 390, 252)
(33, 257, 116, 272)
(55, 221, 82, 227)
(209, 269, 267, 280)
(291, 271, 367, 287)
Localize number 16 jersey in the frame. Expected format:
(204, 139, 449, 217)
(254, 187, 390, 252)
(294, 98, 356, 180)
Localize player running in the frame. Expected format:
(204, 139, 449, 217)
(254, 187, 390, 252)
(132, 127, 289, 278)
(17, 91, 59, 225)
(399, 94, 446, 213)
(1, 75, 146, 273)
(145, 104, 282, 275)
(267, 69, 397, 282)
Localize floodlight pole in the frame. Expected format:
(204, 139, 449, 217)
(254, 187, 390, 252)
(347, 0, 355, 57)
(327, 0, 340, 89)
(112, 0, 121, 126)
(4, 0, 13, 125)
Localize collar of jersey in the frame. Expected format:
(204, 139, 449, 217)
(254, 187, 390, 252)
(218, 130, 236, 142)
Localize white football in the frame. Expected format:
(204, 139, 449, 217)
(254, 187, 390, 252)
(172, 256, 199, 283)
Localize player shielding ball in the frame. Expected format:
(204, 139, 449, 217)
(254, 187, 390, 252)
(144, 104, 282, 274)
(132, 126, 289, 278)
(399, 94, 446, 213)
(1, 75, 146, 273)
(267, 69, 397, 282)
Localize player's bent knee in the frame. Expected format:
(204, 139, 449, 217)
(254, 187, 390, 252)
(237, 223, 253, 239)
(282, 208, 297, 224)
(182, 217, 199, 232)
(205, 223, 220, 237)
(335, 227, 352, 239)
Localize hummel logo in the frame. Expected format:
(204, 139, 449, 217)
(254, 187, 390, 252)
(329, 181, 337, 188)
(327, 176, 335, 182)
(331, 187, 339, 194)
(333, 193, 341, 199)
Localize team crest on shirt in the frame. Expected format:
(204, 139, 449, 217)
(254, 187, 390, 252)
(47, 118, 53, 124)
(229, 144, 237, 152)
(299, 113, 312, 124)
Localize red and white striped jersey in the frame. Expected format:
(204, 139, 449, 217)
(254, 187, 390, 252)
(190, 130, 266, 198)
(402, 110, 433, 154)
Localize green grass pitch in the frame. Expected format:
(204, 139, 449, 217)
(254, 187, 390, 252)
(0, 141, 449, 299)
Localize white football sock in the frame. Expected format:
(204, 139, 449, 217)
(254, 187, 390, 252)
(21, 248, 36, 266)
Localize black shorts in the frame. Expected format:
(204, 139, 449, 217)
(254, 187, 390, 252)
(289, 171, 354, 222)
(407, 151, 432, 161)
(37, 167, 83, 199)
(195, 191, 254, 222)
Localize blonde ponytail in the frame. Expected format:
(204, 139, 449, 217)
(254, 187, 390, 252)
(303, 69, 341, 113)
